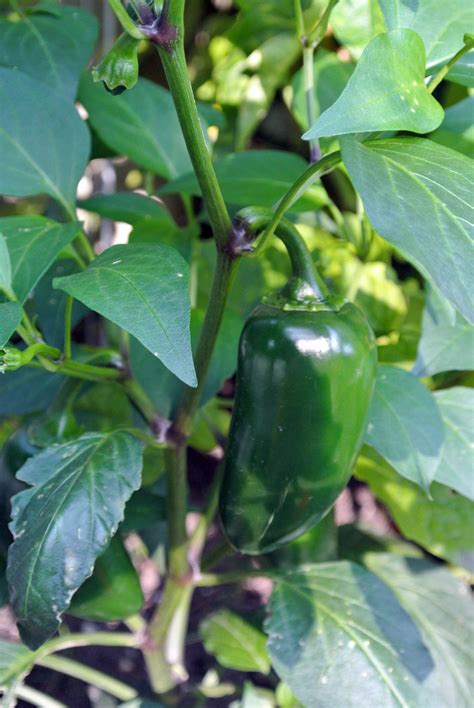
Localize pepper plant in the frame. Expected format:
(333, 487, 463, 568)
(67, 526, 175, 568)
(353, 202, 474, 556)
(0, 0, 473, 705)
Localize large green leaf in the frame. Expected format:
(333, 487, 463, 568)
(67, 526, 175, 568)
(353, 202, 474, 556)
(413, 284, 474, 376)
(0, 302, 22, 349)
(265, 562, 433, 707)
(160, 151, 327, 211)
(365, 365, 444, 490)
(54, 243, 196, 387)
(431, 97, 474, 158)
(201, 610, 270, 674)
(331, 0, 386, 59)
(433, 388, 474, 500)
(365, 554, 474, 707)
(0, 216, 81, 304)
(0, 5, 98, 100)
(291, 49, 354, 131)
(7, 431, 142, 648)
(0, 236, 12, 294)
(378, 0, 474, 70)
(78, 74, 199, 179)
(304, 30, 443, 140)
(355, 448, 474, 571)
(0, 369, 64, 420)
(341, 137, 474, 323)
(0, 68, 90, 213)
(130, 308, 241, 417)
(78, 192, 175, 227)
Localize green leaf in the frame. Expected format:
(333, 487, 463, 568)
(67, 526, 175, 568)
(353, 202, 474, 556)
(161, 151, 327, 211)
(239, 683, 275, 707)
(200, 609, 270, 674)
(433, 387, 474, 500)
(130, 308, 240, 416)
(0, 235, 12, 294)
(74, 382, 133, 433)
(355, 448, 474, 571)
(431, 96, 474, 158)
(0, 5, 98, 100)
(290, 49, 354, 131)
(78, 74, 196, 179)
(32, 259, 88, 348)
(378, 0, 474, 70)
(0, 68, 90, 212)
(78, 192, 175, 227)
(7, 431, 142, 648)
(341, 137, 474, 323)
(331, 0, 386, 59)
(68, 535, 143, 621)
(304, 30, 443, 140)
(413, 284, 474, 376)
(0, 369, 64, 421)
(365, 554, 474, 706)
(365, 365, 444, 490)
(265, 562, 433, 707)
(54, 243, 196, 387)
(0, 302, 22, 348)
(0, 216, 81, 304)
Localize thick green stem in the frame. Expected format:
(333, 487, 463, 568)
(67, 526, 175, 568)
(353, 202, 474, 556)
(303, 46, 320, 162)
(64, 296, 73, 360)
(158, 44, 232, 251)
(165, 445, 190, 579)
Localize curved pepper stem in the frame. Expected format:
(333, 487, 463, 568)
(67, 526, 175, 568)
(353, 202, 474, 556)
(234, 206, 329, 302)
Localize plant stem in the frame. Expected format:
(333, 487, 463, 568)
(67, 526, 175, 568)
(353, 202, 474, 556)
(303, 46, 320, 162)
(196, 569, 273, 587)
(427, 38, 474, 93)
(36, 656, 137, 702)
(38, 632, 140, 656)
(165, 445, 190, 579)
(0, 683, 65, 708)
(158, 44, 232, 251)
(259, 149, 342, 248)
(64, 296, 73, 360)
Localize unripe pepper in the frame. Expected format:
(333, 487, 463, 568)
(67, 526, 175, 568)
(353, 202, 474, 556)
(219, 210, 377, 554)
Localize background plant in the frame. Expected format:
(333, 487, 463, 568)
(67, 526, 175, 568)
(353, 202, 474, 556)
(0, 0, 473, 706)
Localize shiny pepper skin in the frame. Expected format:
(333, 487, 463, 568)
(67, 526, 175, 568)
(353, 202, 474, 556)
(219, 300, 377, 554)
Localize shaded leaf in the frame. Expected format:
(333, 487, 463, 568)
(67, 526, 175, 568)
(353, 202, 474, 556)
(304, 30, 443, 140)
(7, 431, 142, 648)
(265, 562, 433, 707)
(160, 151, 327, 211)
(365, 554, 474, 707)
(431, 97, 474, 158)
(341, 137, 474, 323)
(0, 639, 33, 686)
(79, 74, 202, 179)
(78, 192, 175, 227)
(379, 0, 474, 70)
(0, 5, 98, 100)
(331, 0, 386, 59)
(129, 308, 241, 416)
(0, 68, 90, 212)
(355, 448, 474, 571)
(413, 284, 474, 376)
(365, 365, 444, 490)
(0, 369, 64, 421)
(54, 243, 196, 387)
(0, 216, 81, 304)
(433, 387, 474, 500)
(0, 302, 22, 348)
(446, 51, 474, 87)
(201, 609, 270, 674)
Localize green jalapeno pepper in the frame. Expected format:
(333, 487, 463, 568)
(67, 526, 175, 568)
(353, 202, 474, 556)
(219, 209, 377, 554)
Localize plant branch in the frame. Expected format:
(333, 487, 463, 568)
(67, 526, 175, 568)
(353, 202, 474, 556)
(195, 569, 273, 587)
(36, 656, 137, 702)
(1, 683, 65, 708)
(428, 36, 474, 93)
